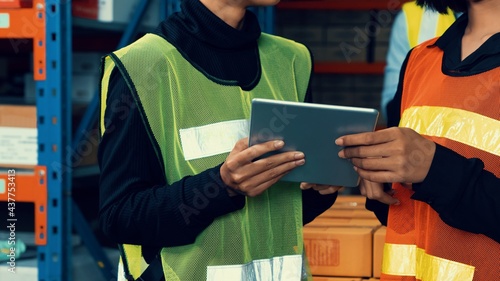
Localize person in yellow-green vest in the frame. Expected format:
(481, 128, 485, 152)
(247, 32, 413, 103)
(98, 0, 340, 280)
(337, 0, 500, 280)
(380, 0, 457, 122)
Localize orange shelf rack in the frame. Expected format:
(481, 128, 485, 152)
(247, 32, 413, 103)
(277, 0, 407, 10)
(0, 0, 46, 80)
(314, 62, 386, 74)
(0, 166, 47, 245)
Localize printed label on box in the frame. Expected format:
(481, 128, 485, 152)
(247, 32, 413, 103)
(305, 238, 340, 266)
(0, 127, 37, 166)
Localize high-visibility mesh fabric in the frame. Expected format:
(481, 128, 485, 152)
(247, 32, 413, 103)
(382, 38, 500, 281)
(101, 33, 312, 280)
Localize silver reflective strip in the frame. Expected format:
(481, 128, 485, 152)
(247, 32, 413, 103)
(117, 262, 126, 281)
(179, 119, 249, 161)
(206, 255, 303, 281)
(418, 8, 440, 44)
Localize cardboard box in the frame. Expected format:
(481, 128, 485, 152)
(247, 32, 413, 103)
(304, 227, 374, 277)
(373, 226, 386, 278)
(0, 105, 37, 168)
(306, 217, 381, 228)
(313, 277, 362, 281)
(331, 196, 367, 210)
(72, 0, 161, 28)
(319, 208, 377, 220)
(0, 105, 99, 169)
(0, 0, 31, 8)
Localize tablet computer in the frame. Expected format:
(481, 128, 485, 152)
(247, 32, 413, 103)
(248, 98, 379, 187)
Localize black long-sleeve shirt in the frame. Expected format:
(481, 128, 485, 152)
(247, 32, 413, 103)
(369, 13, 500, 243)
(98, 0, 336, 255)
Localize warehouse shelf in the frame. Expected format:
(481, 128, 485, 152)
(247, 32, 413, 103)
(315, 62, 385, 74)
(0, 166, 47, 245)
(0, 0, 46, 80)
(277, 0, 407, 10)
(73, 17, 156, 33)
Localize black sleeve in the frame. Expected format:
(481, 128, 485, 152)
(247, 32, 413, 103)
(365, 183, 392, 226)
(366, 49, 414, 224)
(411, 144, 500, 243)
(98, 68, 245, 249)
(386, 48, 412, 128)
(302, 189, 338, 225)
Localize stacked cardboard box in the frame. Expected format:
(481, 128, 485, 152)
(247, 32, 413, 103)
(304, 226, 374, 277)
(372, 226, 386, 278)
(0, 105, 37, 168)
(0, 0, 31, 8)
(0, 104, 99, 169)
(306, 196, 386, 280)
(307, 218, 380, 228)
(313, 277, 363, 281)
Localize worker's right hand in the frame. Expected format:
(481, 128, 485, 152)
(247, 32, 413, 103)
(220, 138, 305, 197)
(359, 179, 399, 205)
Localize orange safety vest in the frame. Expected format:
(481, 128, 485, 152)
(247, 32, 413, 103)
(382, 38, 500, 281)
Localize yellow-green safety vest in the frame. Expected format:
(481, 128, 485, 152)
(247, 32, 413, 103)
(100, 32, 313, 281)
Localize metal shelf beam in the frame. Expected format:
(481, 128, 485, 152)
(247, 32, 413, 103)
(314, 62, 385, 74)
(0, 167, 47, 246)
(36, 1, 72, 280)
(0, 0, 46, 80)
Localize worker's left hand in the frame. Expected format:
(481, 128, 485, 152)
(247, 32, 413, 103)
(300, 182, 342, 195)
(336, 127, 436, 184)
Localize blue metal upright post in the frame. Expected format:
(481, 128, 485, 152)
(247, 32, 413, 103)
(249, 6, 275, 34)
(166, 0, 181, 17)
(36, 1, 73, 280)
(70, 0, 155, 279)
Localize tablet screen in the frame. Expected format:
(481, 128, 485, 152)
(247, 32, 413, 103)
(248, 98, 379, 187)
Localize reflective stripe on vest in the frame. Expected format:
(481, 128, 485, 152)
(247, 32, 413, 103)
(382, 37, 500, 281)
(402, 2, 456, 48)
(206, 255, 303, 281)
(382, 244, 475, 281)
(400, 106, 500, 156)
(101, 33, 312, 281)
(179, 119, 249, 161)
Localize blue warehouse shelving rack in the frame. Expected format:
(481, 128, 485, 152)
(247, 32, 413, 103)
(0, 1, 274, 280)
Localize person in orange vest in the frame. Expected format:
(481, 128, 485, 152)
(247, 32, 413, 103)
(335, 0, 500, 280)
